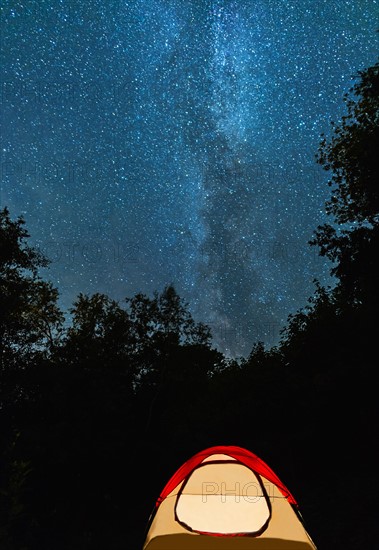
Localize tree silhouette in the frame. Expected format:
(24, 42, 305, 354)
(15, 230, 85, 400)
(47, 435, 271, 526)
(276, 58, 379, 550)
(311, 60, 379, 306)
(0, 207, 63, 403)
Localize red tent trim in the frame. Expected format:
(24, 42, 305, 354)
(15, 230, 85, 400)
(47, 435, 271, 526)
(156, 445, 297, 508)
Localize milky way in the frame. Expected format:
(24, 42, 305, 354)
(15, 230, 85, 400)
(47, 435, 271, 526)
(1, 0, 378, 356)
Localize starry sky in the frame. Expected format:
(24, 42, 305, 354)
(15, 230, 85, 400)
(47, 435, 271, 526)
(1, 0, 378, 357)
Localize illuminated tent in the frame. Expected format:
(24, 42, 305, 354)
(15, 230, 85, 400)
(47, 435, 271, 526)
(143, 445, 317, 549)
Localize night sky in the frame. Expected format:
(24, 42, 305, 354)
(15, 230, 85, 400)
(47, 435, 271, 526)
(1, 0, 378, 357)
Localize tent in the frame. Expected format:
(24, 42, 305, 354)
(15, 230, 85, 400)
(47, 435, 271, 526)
(143, 445, 317, 549)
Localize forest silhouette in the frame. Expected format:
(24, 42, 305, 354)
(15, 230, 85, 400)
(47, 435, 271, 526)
(1, 60, 378, 549)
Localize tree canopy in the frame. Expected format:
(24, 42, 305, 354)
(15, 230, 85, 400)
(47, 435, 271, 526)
(311, 60, 379, 306)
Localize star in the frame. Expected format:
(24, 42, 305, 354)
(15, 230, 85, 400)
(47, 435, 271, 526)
(1, 0, 378, 357)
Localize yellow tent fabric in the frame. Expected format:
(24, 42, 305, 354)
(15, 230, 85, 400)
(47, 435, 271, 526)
(143, 449, 317, 549)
